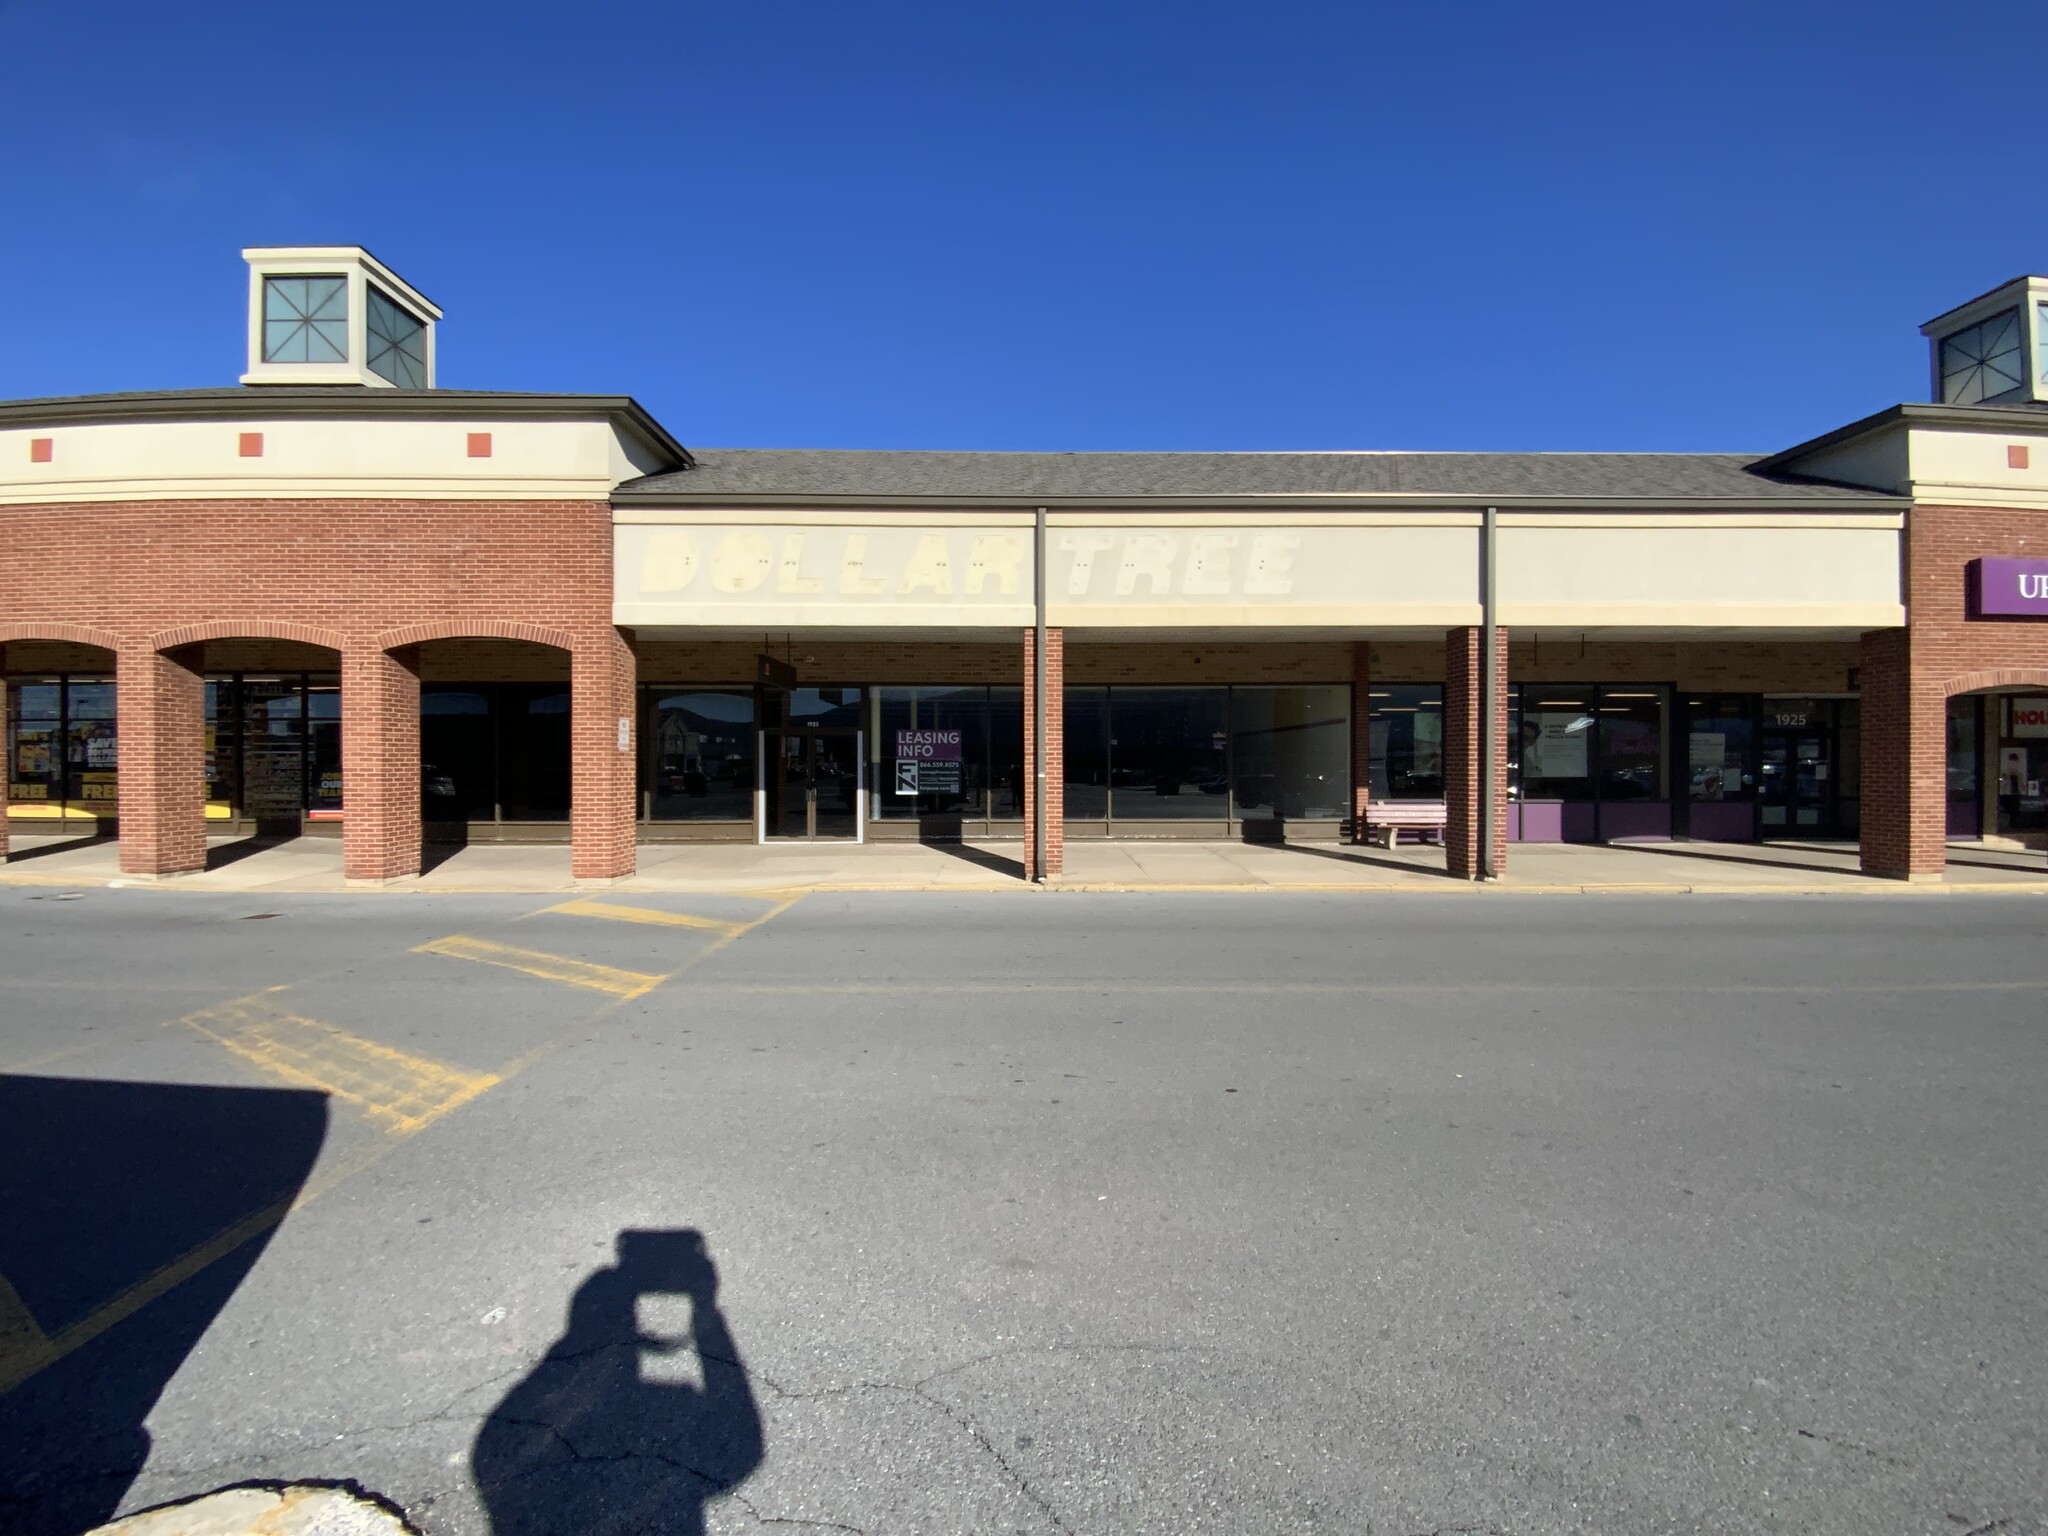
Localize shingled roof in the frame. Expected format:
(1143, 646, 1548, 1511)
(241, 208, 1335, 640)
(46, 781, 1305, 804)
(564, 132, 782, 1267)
(613, 449, 1896, 506)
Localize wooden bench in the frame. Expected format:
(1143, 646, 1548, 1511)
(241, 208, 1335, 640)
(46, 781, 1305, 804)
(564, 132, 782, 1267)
(1361, 800, 1448, 848)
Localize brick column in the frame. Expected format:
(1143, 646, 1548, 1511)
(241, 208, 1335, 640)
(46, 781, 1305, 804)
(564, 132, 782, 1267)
(342, 645, 422, 881)
(1444, 626, 1508, 879)
(1350, 641, 1372, 842)
(1022, 626, 1064, 879)
(117, 645, 207, 876)
(571, 628, 638, 882)
(1859, 627, 1944, 880)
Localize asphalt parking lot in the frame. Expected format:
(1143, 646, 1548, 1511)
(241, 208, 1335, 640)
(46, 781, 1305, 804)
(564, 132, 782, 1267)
(2, 887, 2045, 1536)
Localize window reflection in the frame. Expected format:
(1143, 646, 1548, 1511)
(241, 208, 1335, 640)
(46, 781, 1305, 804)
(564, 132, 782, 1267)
(420, 684, 571, 824)
(1687, 697, 1754, 803)
(648, 690, 756, 821)
(1110, 687, 1228, 820)
(1367, 686, 1443, 800)
(1063, 687, 1109, 820)
(1234, 685, 1349, 819)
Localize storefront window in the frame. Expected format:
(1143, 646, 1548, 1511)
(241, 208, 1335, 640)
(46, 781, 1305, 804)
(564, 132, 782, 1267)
(1110, 687, 1228, 820)
(205, 680, 234, 818)
(1946, 695, 1980, 839)
(989, 686, 1024, 820)
(647, 690, 755, 821)
(422, 689, 496, 821)
(1063, 686, 1110, 820)
(1518, 689, 1597, 802)
(241, 677, 307, 820)
(1997, 694, 2048, 834)
(7, 677, 118, 820)
(65, 681, 119, 817)
(1234, 685, 1349, 819)
(308, 684, 342, 811)
(1947, 697, 1979, 800)
(1686, 698, 1754, 802)
(501, 689, 571, 820)
(1598, 689, 1667, 800)
(874, 685, 988, 821)
(1367, 686, 1443, 800)
(8, 679, 66, 813)
(788, 688, 862, 729)
(1597, 686, 1670, 839)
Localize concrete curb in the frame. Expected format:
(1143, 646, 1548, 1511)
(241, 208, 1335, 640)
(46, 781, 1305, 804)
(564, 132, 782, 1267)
(5, 868, 2047, 898)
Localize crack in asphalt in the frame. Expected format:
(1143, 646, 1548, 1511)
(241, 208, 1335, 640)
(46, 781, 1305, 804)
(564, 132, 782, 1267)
(1795, 1426, 1912, 1469)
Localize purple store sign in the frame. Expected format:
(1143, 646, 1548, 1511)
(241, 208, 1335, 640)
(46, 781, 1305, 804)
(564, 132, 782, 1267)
(1970, 557, 2048, 618)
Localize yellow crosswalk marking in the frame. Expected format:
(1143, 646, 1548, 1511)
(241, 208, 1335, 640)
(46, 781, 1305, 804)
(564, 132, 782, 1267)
(0, 1271, 55, 1394)
(181, 995, 499, 1136)
(545, 898, 746, 937)
(414, 935, 666, 1000)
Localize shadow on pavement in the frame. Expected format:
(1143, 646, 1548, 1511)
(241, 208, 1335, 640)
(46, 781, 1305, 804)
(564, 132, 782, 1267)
(474, 1229, 763, 1536)
(3, 832, 117, 864)
(0, 1074, 327, 1536)
(204, 836, 289, 872)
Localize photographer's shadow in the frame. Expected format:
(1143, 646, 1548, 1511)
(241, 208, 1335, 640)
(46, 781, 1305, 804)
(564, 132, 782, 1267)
(473, 1230, 762, 1536)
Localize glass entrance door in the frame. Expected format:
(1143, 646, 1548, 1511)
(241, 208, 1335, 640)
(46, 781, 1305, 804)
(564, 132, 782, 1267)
(1759, 717, 1835, 836)
(762, 730, 863, 841)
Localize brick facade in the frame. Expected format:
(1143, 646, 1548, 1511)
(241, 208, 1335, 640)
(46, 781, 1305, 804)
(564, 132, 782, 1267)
(1861, 504, 2048, 879)
(1022, 627, 1064, 878)
(1443, 626, 1509, 879)
(0, 497, 630, 879)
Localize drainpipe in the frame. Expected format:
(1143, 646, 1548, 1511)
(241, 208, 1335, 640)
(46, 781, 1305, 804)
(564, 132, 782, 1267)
(1480, 504, 1500, 880)
(1033, 505, 1049, 884)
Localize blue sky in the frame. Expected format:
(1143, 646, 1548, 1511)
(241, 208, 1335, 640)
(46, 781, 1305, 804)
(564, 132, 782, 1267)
(1, 1, 2039, 454)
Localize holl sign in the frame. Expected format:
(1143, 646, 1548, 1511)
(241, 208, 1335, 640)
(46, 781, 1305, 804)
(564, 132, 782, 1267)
(1969, 557, 2048, 618)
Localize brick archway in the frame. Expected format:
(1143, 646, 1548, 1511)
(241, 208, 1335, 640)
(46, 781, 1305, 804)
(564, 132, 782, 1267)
(1943, 668, 2048, 698)
(374, 620, 579, 654)
(147, 620, 347, 654)
(0, 622, 122, 651)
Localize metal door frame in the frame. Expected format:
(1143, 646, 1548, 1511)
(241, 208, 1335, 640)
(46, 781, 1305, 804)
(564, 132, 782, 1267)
(756, 728, 864, 845)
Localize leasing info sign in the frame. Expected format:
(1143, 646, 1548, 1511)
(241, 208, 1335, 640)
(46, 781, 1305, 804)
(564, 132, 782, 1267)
(893, 728, 963, 796)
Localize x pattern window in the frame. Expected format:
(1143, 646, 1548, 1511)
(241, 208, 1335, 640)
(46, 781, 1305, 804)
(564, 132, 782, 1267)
(262, 276, 348, 364)
(1939, 307, 2025, 404)
(365, 288, 427, 387)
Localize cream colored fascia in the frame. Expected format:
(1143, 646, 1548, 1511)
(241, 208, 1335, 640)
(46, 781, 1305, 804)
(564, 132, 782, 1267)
(1495, 512, 1904, 530)
(0, 477, 624, 506)
(611, 506, 1039, 528)
(1046, 603, 1485, 628)
(1500, 603, 1907, 628)
(1049, 509, 1481, 528)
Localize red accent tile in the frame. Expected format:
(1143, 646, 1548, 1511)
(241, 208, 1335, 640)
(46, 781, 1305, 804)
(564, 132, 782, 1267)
(239, 432, 264, 458)
(467, 432, 493, 459)
(2008, 444, 2029, 469)
(29, 437, 53, 463)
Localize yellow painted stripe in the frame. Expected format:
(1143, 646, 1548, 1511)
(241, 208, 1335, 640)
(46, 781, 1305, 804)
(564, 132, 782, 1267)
(182, 995, 499, 1136)
(546, 898, 746, 936)
(0, 1271, 55, 1395)
(414, 935, 666, 999)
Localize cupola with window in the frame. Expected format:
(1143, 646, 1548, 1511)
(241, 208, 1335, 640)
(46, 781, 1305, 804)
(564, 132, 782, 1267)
(1921, 276, 2048, 407)
(239, 246, 441, 388)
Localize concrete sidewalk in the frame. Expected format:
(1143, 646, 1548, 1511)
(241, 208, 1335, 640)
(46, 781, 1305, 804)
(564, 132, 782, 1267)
(3, 832, 2045, 895)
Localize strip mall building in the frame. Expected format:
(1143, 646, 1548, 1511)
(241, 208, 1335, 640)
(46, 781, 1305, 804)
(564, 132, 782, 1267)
(4, 247, 2047, 882)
